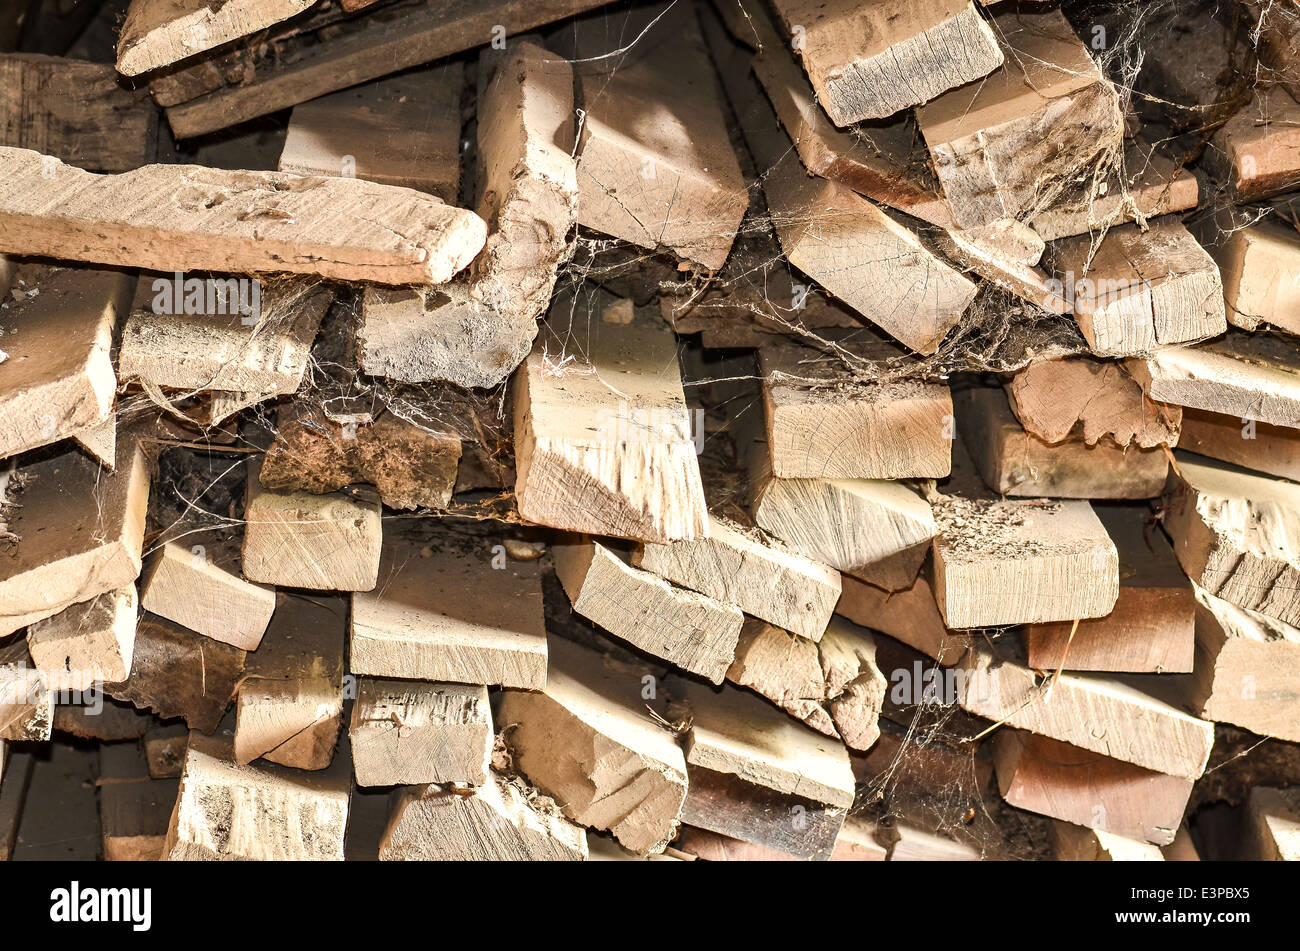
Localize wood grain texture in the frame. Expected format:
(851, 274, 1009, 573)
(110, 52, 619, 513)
(1205, 86, 1300, 202)
(26, 584, 138, 692)
(117, 0, 318, 75)
(1178, 406, 1300, 482)
(140, 539, 275, 651)
(0, 147, 486, 284)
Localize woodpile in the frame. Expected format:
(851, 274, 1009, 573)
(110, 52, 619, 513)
(2, 0, 1300, 868)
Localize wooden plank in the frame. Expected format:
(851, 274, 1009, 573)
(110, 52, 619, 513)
(1203, 214, 1300, 336)
(933, 220, 1068, 314)
(140, 538, 274, 652)
(1052, 822, 1166, 861)
(0, 264, 132, 460)
(726, 615, 885, 750)
(1026, 506, 1195, 674)
(163, 0, 613, 139)
(0, 147, 487, 284)
(717, 35, 975, 354)
(0, 438, 149, 637)
(1162, 454, 1300, 627)
(497, 637, 689, 854)
(512, 301, 708, 543)
(260, 400, 462, 511)
(105, 613, 245, 732)
(1006, 355, 1183, 449)
(929, 444, 1119, 628)
(0, 53, 156, 170)
(759, 336, 953, 479)
(350, 678, 493, 787)
(1205, 86, 1300, 202)
(242, 459, 383, 591)
(165, 728, 349, 860)
(1179, 406, 1300, 482)
(98, 742, 176, 862)
(26, 584, 138, 691)
(956, 383, 1168, 499)
(119, 276, 330, 399)
(1181, 584, 1300, 743)
(569, 2, 745, 270)
(554, 539, 742, 685)
(1046, 217, 1226, 357)
(836, 572, 974, 664)
(350, 533, 548, 688)
(234, 594, 346, 770)
(1129, 329, 1300, 429)
(117, 0, 317, 75)
(380, 771, 588, 861)
(993, 730, 1192, 846)
(916, 8, 1123, 229)
(634, 514, 840, 642)
(279, 63, 462, 202)
(767, 0, 1002, 125)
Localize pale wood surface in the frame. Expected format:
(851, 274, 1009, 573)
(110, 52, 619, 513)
(1052, 822, 1167, 861)
(554, 539, 742, 684)
(1205, 215, 1300, 336)
(140, 539, 275, 651)
(0, 640, 53, 742)
(1206, 86, 1300, 202)
(26, 584, 138, 691)
(0, 147, 486, 285)
(635, 514, 840, 642)
(117, 0, 318, 75)
(0, 264, 131, 459)
(1179, 406, 1300, 483)
(497, 636, 688, 854)
(350, 535, 548, 688)
(1245, 787, 1300, 860)
(836, 572, 975, 664)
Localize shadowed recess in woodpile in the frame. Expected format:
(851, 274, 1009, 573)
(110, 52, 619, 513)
(0, 0, 1297, 874)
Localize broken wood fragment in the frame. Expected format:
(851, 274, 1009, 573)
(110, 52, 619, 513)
(117, 0, 318, 76)
(26, 585, 138, 691)
(140, 539, 274, 652)
(0, 639, 52, 742)
(1203, 214, 1300, 336)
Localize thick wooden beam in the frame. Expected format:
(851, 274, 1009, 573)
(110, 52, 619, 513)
(26, 584, 138, 691)
(498, 637, 689, 854)
(351, 534, 548, 689)
(117, 0, 318, 76)
(0, 147, 486, 284)
(1203, 214, 1300, 337)
(1205, 86, 1300, 202)
(140, 539, 274, 651)
(1179, 405, 1300, 482)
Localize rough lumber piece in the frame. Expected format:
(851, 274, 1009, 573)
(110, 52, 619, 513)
(0, 264, 132, 460)
(554, 539, 742, 684)
(836, 572, 974, 664)
(675, 824, 798, 861)
(1205, 86, 1300, 202)
(1007, 355, 1182, 449)
(380, 771, 588, 861)
(1027, 506, 1195, 674)
(470, 40, 577, 324)
(759, 337, 953, 479)
(916, 9, 1124, 229)
(1128, 330, 1300, 429)
(933, 220, 1068, 313)
(165, 728, 349, 861)
(279, 64, 462, 202)
(634, 514, 840, 642)
(163, 0, 613, 138)
(260, 401, 461, 511)
(350, 679, 492, 787)
(144, 722, 188, 778)
(0, 147, 487, 285)
(956, 384, 1168, 499)
(727, 615, 885, 750)
(0, 53, 156, 171)
(98, 742, 177, 862)
(1046, 217, 1226, 357)
(512, 304, 708, 543)
(1181, 585, 1300, 743)
(117, 0, 318, 76)
(242, 460, 382, 592)
(498, 637, 689, 854)
(106, 613, 245, 732)
(768, 0, 1002, 125)
(0, 640, 52, 741)
(235, 595, 346, 770)
(723, 51, 975, 353)
(1052, 822, 1166, 861)
(1179, 406, 1300, 483)
(749, 456, 935, 587)
(889, 822, 982, 861)
(119, 276, 330, 397)
(830, 816, 890, 861)
(1245, 787, 1300, 860)
(26, 585, 138, 691)
(1205, 215, 1300, 336)
(72, 416, 117, 469)
(729, 0, 952, 225)
(1162, 455, 1300, 627)
(54, 696, 154, 742)
(929, 446, 1119, 627)
(1028, 140, 1199, 242)
(0, 439, 149, 637)
(993, 730, 1192, 846)
(351, 534, 548, 689)
(571, 3, 745, 270)
(140, 539, 274, 651)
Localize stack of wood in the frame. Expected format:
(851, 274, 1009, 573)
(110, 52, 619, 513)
(1, 0, 1298, 864)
